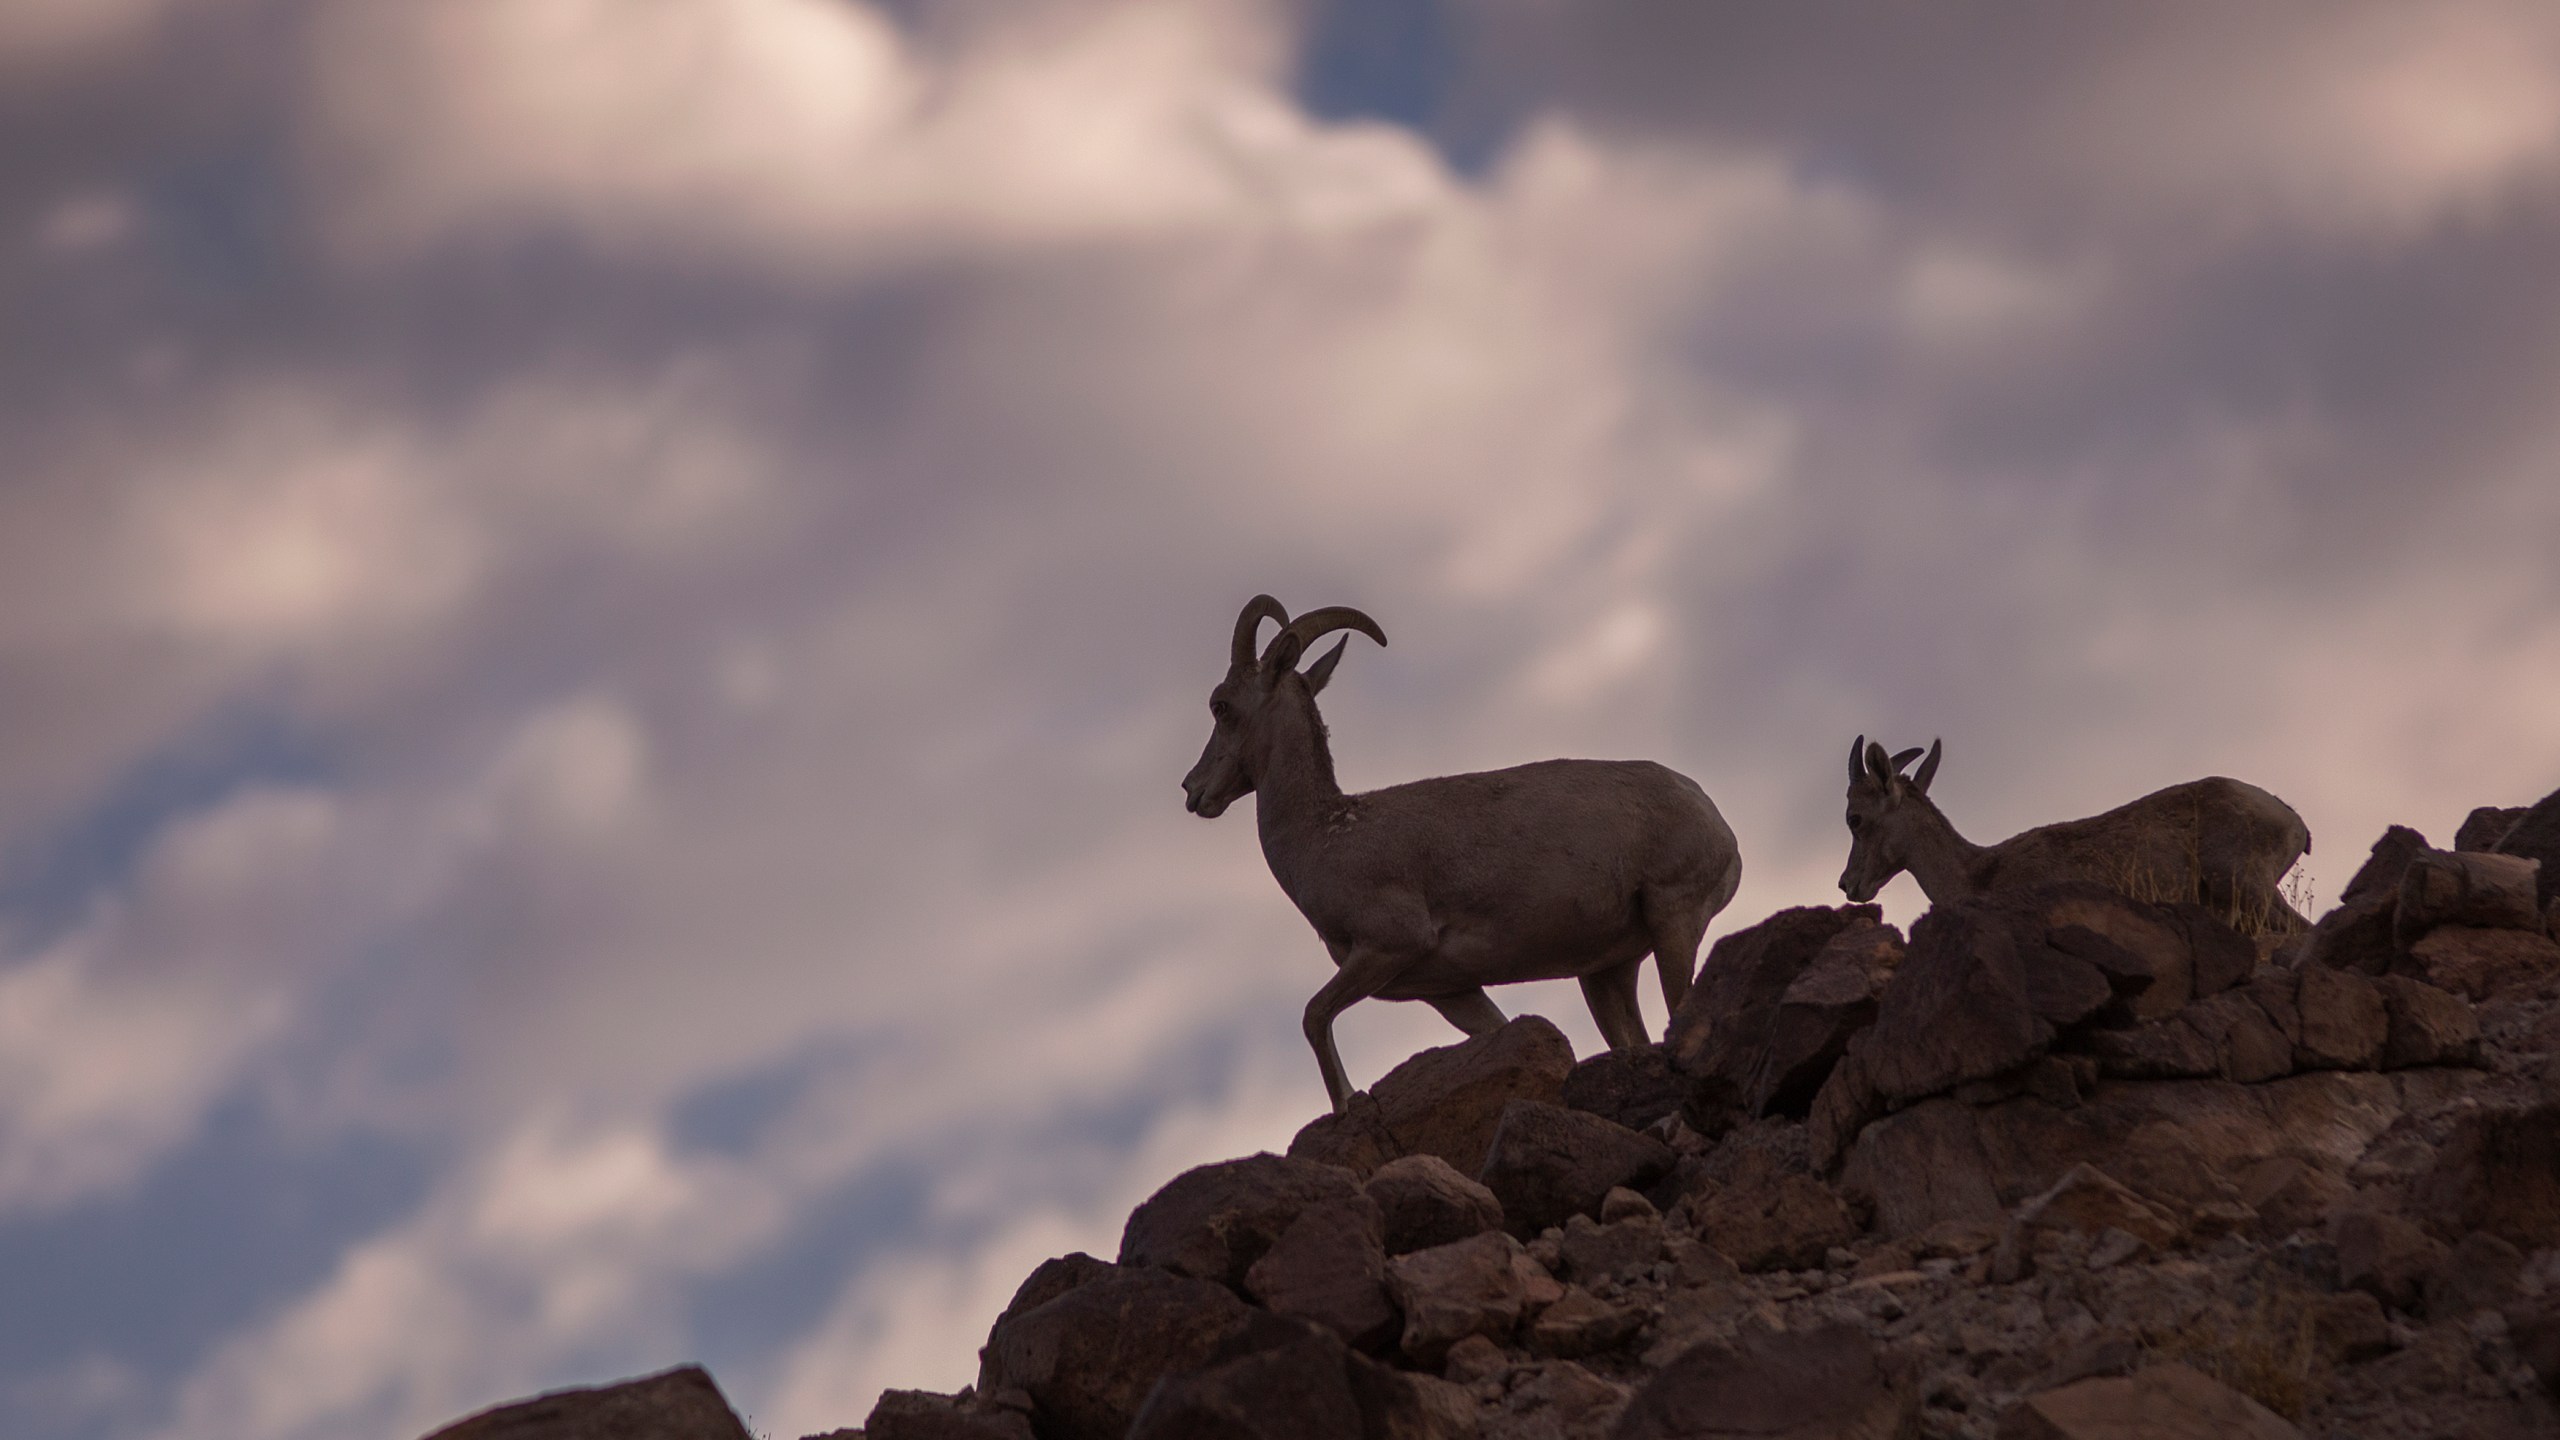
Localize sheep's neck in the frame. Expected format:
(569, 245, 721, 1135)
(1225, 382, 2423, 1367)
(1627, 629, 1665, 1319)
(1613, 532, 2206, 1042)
(1251, 697, 1349, 850)
(1899, 799, 1991, 903)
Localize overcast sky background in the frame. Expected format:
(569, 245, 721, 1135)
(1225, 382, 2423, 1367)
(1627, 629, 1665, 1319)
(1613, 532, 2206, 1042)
(5, 1, 2560, 1436)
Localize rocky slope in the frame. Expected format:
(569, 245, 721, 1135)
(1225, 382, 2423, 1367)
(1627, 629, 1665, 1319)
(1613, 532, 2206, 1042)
(421, 800, 2560, 1440)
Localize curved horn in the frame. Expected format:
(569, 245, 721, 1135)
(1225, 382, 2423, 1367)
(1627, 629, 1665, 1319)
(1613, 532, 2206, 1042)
(1890, 746, 1925, 775)
(1262, 606, 1386, 669)
(1231, 595, 1289, 669)
(1850, 736, 1868, 785)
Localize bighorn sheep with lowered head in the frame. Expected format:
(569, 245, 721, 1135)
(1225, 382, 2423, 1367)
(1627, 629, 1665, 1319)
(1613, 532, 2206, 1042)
(1840, 737, 2312, 933)
(1184, 596, 1742, 1114)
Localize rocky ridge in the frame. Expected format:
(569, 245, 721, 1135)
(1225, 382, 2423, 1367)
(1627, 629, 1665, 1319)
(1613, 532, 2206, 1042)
(420, 805, 2560, 1440)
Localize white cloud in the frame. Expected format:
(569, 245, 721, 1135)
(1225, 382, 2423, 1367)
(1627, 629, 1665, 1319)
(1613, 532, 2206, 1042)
(0, 788, 341, 1215)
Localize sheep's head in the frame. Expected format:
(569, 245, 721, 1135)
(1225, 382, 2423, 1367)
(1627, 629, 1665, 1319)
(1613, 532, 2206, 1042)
(1840, 735, 1940, 901)
(1183, 596, 1385, 818)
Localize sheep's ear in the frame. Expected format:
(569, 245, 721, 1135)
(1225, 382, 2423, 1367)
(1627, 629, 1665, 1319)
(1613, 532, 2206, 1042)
(1912, 738, 1943, 795)
(1262, 630, 1305, 676)
(1302, 636, 1350, 695)
(1862, 740, 1895, 787)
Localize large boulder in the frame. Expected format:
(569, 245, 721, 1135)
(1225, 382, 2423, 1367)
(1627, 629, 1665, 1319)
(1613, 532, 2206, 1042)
(2372, 975, 2480, 1068)
(1563, 1047, 1690, 1133)
(1610, 1324, 1911, 1440)
(1291, 1018, 1577, 1178)
(1365, 1154, 1503, 1255)
(1119, 1154, 1364, 1289)
(1668, 906, 1895, 1130)
(1243, 1196, 1399, 1350)
(979, 1267, 1255, 1440)
(2394, 848, 2544, 945)
(2401, 925, 2560, 1000)
(2290, 963, 2386, 1071)
(1478, 1100, 1673, 1238)
(1857, 905, 2053, 1106)
(419, 1367, 753, 1440)
(1997, 1363, 2300, 1440)
(1383, 1229, 1550, 1367)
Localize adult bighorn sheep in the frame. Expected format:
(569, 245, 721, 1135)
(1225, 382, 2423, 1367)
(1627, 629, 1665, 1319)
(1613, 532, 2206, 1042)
(1840, 737, 2312, 933)
(1184, 596, 1742, 1114)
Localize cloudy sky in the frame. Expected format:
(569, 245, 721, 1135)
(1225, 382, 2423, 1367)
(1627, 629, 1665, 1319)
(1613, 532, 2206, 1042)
(4, 1, 2560, 1435)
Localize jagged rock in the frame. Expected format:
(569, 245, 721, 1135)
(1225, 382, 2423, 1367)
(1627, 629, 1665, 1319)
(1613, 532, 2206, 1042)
(1611, 1324, 1911, 1440)
(1807, 1049, 1883, 1175)
(2087, 1015, 2220, 1081)
(2492, 782, 2560, 911)
(1244, 1196, 1399, 1350)
(979, 1267, 1254, 1440)
(1562, 1047, 1689, 1133)
(2298, 893, 2397, 976)
(2019, 885, 2182, 1019)
(1555, 1212, 1665, 1284)
(1669, 905, 1889, 1131)
(1756, 916, 1905, 1116)
(1494, 1360, 1628, 1440)
(2373, 974, 2480, 1067)
(2410, 1101, 2560, 1249)
(1527, 1287, 1644, 1359)
(1120, 1153, 1364, 1288)
(1384, 1229, 1539, 1367)
(1601, 1186, 1658, 1223)
(864, 1391, 1035, 1440)
(2182, 989, 2294, 1082)
(1690, 1172, 1861, 1273)
(2291, 963, 2386, 1070)
(2331, 1208, 2449, 1314)
(1292, 1018, 1578, 1178)
(1997, 1362, 2300, 1440)
(2012, 1164, 2182, 1249)
(1478, 1100, 1673, 1238)
(2342, 824, 2431, 905)
(2402, 925, 2560, 999)
(2396, 848, 2545, 945)
(1367, 1154, 1504, 1256)
(1860, 904, 2053, 1106)
(2423, 1230, 2524, 1318)
(2458, 806, 2528, 852)
(420, 1366, 754, 1440)
(2236, 1156, 2353, 1242)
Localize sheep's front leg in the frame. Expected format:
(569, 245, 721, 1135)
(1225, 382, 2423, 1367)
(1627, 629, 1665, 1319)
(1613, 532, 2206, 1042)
(1304, 945, 1418, 1115)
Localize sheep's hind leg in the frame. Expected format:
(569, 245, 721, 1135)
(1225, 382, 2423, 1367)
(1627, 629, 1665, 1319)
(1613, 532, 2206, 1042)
(1426, 987, 1506, 1038)
(1580, 963, 1650, 1050)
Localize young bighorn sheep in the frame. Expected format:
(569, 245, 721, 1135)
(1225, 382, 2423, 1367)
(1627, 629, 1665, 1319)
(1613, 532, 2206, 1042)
(1840, 737, 2312, 933)
(1184, 596, 1742, 1114)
